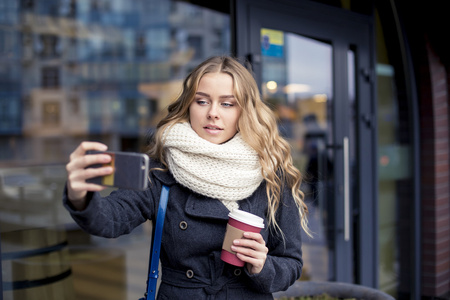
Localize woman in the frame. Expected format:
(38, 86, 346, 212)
(64, 56, 311, 299)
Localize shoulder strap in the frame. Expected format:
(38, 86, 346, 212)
(142, 185, 170, 300)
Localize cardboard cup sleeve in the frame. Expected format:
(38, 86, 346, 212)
(222, 224, 245, 254)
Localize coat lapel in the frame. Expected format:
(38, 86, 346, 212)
(151, 160, 176, 186)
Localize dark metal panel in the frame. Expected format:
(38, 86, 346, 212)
(332, 38, 353, 283)
(355, 21, 378, 288)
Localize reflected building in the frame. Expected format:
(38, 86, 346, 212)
(0, 2, 231, 298)
(0, 0, 230, 165)
(0, 1, 22, 162)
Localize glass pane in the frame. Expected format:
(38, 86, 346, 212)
(376, 13, 414, 298)
(261, 28, 333, 281)
(377, 64, 413, 298)
(0, 1, 229, 299)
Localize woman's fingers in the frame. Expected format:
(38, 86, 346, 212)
(72, 141, 108, 157)
(68, 142, 108, 166)
(66, 141, 111, 204)
(68, 164, 114, 189)
(67, 151, 111, 174)
(231, 232, 268, 274)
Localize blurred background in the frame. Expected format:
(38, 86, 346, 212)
(0, 0, 448, 299)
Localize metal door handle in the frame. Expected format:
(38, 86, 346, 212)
(343, 137, 350, 241)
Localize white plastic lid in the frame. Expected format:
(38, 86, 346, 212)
(228, 209, 264, 228)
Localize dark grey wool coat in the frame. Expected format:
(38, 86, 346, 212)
(63, 160, 304, 299)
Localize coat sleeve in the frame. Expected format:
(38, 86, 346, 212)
(245, 186, 304, 293)
(62, 182, 161, 238)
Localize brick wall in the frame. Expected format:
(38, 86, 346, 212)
(419, 42, 450, 298)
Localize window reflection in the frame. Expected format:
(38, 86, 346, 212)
(0, 1, 230, 298)
(0, 1, 230, 165)
(261, 29, 333, 281)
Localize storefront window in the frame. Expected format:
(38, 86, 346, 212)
(0, 1, 229, 299)
(375, 9, 414, 298)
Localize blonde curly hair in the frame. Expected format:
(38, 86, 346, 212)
(148, 56, 311, 237)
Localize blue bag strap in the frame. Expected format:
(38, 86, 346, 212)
(141, 184, 170, 300)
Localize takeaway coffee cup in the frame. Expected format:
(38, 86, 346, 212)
(221, 209, 265, 266)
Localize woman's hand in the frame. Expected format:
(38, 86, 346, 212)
(65, 141, 113, 210)
(231, 232, 268, 274)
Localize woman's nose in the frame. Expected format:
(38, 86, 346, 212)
(207, 105, 219, 119)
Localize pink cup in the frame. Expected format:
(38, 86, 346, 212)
(221, 209, 265, 266)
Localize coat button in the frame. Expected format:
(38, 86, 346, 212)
(179, 221, 188, 230)
(186, 269, 194, 278)
(233, 268, 242, 276)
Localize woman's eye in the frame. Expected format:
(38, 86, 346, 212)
(222, 102, 234, 107)
(196, 99, 208, 105)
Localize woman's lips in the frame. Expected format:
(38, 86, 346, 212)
(204, 125, 223, 134)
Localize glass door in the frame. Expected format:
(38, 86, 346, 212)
(261, 30, 335, 281)
(233, 0, 376, 285)
(260, 27, 356, 283)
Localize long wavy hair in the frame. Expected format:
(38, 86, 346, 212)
(148, 56, 311, 237)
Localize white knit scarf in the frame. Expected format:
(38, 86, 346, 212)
(163, 122, 263, 211)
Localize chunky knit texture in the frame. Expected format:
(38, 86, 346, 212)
(164, 122, 263, 211)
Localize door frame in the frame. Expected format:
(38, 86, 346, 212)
(231, 0, 377, 287)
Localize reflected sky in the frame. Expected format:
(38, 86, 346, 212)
(286, 33, 332, 99)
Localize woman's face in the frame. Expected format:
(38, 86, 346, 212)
(189, 72, 241, 144)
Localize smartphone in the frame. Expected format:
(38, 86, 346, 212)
(86, 150, 149, 190)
